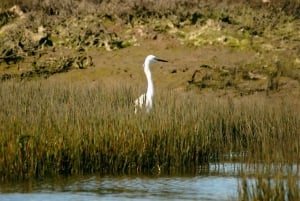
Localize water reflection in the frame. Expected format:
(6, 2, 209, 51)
(1, 176, 238, 201)
(3, 162, 296, 201)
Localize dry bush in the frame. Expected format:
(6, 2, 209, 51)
(1, 0, 299, 18)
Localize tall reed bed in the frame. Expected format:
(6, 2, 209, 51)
(0, 80, 299, 181)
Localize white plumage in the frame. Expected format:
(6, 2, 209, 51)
(134, 55, 168, 113)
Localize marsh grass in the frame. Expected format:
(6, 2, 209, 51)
(239, 165, 300, 201)
(0, 80, 299, 181)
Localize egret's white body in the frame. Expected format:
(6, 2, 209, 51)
(134, 55, 168, 113)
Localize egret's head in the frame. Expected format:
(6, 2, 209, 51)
(145, 55, 168, 64)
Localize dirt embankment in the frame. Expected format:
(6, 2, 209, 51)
(0, 1, 299, 97)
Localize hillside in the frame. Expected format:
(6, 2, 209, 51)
(0, 0, 299, 98)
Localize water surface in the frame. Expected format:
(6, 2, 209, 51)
(0, 163, 249, 201)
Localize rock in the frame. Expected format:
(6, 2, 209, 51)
(248, 71, 267, 80)
(9, 5, 25, 19)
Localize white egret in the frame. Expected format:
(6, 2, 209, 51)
(134, 55, 168, 113)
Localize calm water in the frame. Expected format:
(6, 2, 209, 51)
(0, 163, 251, 201)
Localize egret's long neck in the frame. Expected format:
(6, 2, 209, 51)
(144, 62, 154, 98)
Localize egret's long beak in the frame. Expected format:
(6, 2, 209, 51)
(155, 58, 168, 62)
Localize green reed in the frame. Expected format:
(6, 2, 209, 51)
(0, 80, 299, 181)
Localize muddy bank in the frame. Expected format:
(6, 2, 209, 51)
(0, 1, 299, 97)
